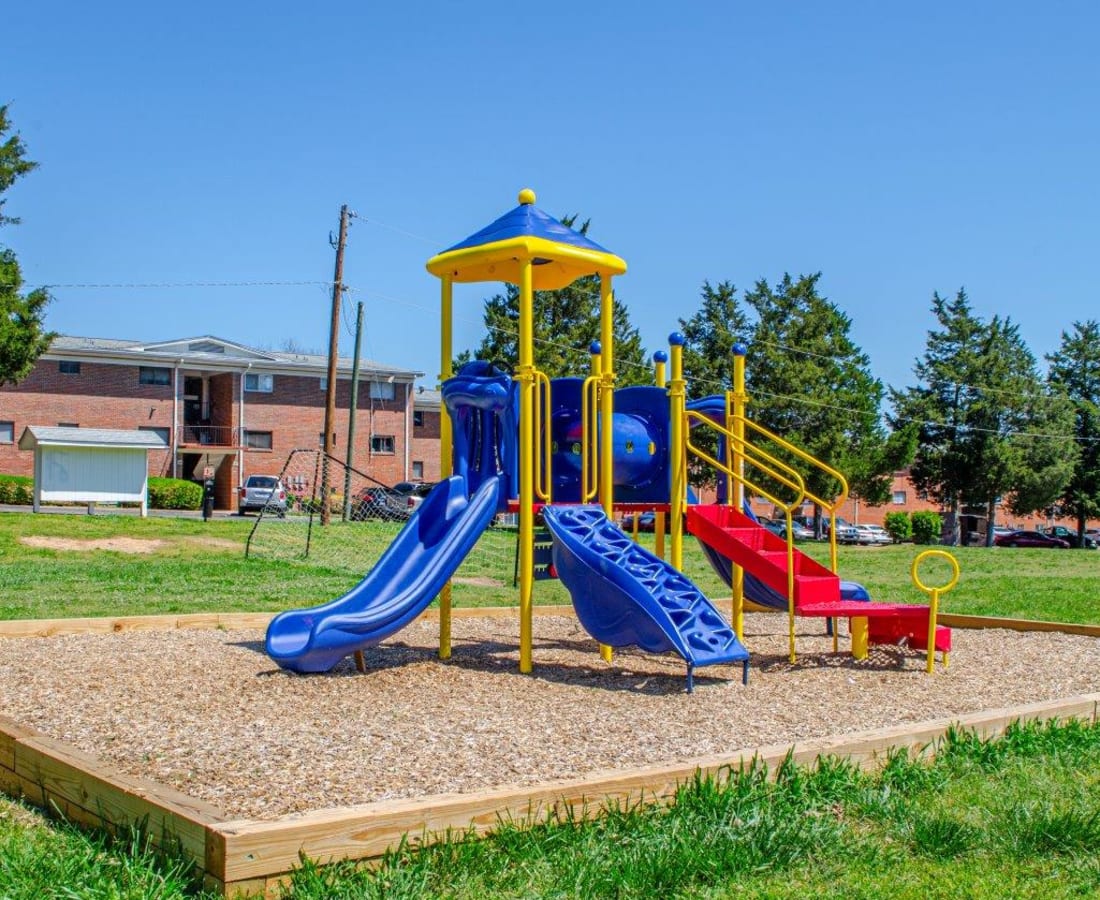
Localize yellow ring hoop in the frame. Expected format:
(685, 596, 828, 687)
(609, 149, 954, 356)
(910, 549, 960, 595)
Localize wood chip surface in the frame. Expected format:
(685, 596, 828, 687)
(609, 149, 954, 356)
(1, 613, 1098, 820)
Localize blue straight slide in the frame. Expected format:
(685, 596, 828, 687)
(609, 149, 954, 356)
(266, 475, 500, 673)
(542, 505, 749, 691)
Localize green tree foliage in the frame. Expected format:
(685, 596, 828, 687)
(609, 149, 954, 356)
(891, 290, 1074, 545)
(461, 216, 648, 385)
(0, 106, 53, 386)
(1047, 321, 1100, 545)
(678, 280, 749, 395)
(742, 274, 909, 519)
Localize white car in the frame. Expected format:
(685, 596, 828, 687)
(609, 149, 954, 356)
(854, 524, 892, 545)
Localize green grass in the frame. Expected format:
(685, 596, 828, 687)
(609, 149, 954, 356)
(9, 719, 1092, 898)
(1, 512, 1097, 623)
(2, 511, 1099, 896)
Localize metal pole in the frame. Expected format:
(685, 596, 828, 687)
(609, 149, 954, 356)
(342, 300, 364, 521)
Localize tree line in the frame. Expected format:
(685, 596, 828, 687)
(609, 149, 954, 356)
(459, 242, 1100, 547)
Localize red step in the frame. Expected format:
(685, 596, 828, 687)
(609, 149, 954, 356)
(687, 506, 839, 606)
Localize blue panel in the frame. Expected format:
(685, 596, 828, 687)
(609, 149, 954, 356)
(443, 203, 612, 255)
(542, 505, 749, 672)
(265, 476, 500, 673)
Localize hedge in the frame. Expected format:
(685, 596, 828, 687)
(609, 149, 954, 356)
(147, 477, 203, 510)
(911, 510, 943, 545)
(0, 475, 33, 505)
(883, 511, 913, 543)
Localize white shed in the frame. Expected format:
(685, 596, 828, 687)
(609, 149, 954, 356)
(17, 426, 168, 516)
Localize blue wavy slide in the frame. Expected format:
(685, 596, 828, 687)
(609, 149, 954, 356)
(266, 475, 500, 673)
(542, 505, 749, 692)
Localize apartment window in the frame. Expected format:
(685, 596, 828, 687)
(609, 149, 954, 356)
(0, 421, 13, 443)
(244, 372, 274, 393)
(138, 426, 170, 445)
(139, 366, 171, 386)
(317, 432, 337, 448)
(58, 422, 78, 428)
(371, 434, 395, 454)
(411, 460, 424, 479)
(892, 490, 907, 505)
(413, 410, 424, 427)
(319, 376, 328, 391)
(244, 430, 273, 450)
(370, 380, 396, 401)
(58, 361, 81, 375)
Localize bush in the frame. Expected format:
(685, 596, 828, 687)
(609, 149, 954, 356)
(0, 474, 33, 505)
(148, 477, 203, 510)
(883, 511, 913, 543)
(911, 510, 943, 545)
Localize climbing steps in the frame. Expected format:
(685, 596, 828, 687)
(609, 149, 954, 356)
(686, 505, 951, 655)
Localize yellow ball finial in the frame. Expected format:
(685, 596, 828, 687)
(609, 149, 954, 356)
(518, 188, 536, 205)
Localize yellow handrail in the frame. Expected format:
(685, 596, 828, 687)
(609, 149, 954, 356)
(533, 369, 553, 503)
(580, 374, 600, 502)
(734, 413, 850, 574)
(686, 411, 809, 660)
(910, 550, 960, 673)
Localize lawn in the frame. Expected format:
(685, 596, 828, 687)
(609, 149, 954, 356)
(1, 509, 1098, 897)
(0, 511, 1096, 624)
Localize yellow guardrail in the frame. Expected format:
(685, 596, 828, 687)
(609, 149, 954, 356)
(533, 370, 553, 503)
(580, 374, 600, 502)
(734, 414, 850, 574)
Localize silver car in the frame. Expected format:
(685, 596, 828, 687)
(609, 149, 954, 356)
(238, 475, 287, 517)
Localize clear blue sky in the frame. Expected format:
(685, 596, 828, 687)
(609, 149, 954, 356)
(4, 1, 1097, 395)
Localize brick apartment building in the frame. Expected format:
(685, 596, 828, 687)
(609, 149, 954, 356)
(411, 387, 442, 483)
(0, 335, 429, 510)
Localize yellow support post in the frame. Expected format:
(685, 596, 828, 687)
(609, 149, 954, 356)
(517, 261, 535, 674)
(438, 278, 454, 660)
(729, 344, 748, 642)
(653, 350, 668, 559)
(598, 276, 615, 517)
(598, 279, 615, 665)
(669, 334, 686, 571)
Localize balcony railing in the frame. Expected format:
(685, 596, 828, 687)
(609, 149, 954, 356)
(178, 425, 239, 448)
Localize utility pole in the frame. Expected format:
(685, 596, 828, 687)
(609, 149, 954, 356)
(343, 300, 364, 521)
(321, 204, 349, 525)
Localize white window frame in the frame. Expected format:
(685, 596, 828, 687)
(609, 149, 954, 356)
(370, 380, 396, 401)
(0, 421, 13, 444)
(371, 434, 395, 454)
(245, 372, 274, 393)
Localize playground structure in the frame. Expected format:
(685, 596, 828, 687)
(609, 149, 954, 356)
(265, 188, 955, 688)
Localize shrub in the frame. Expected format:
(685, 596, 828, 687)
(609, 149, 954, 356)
(911, 510, 943, 545)
(148, 477, 203, 510)
(0, 474, 33, 505)
(883, 511, 913, 543)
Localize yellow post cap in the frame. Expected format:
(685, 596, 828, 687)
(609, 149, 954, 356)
(518, 188, 536, 205)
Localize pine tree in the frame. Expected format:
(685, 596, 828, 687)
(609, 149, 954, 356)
(742, 273, 903, 525)
(891, 290, 1074, 544)
(0, 106, 53, 386)
(1046, 320, 1100, 544)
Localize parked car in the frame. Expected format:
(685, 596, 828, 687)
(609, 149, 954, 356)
(351, 486, 407, 520)
(238, 475, 287, 517)
(392, 481, 436, 514)
(764, 519, 814, 541)
(1043, 526, 1098, 549)
(854, 524, 892, 545)
(622, 512, 671, 533)
(993, 530, 1070, 549)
